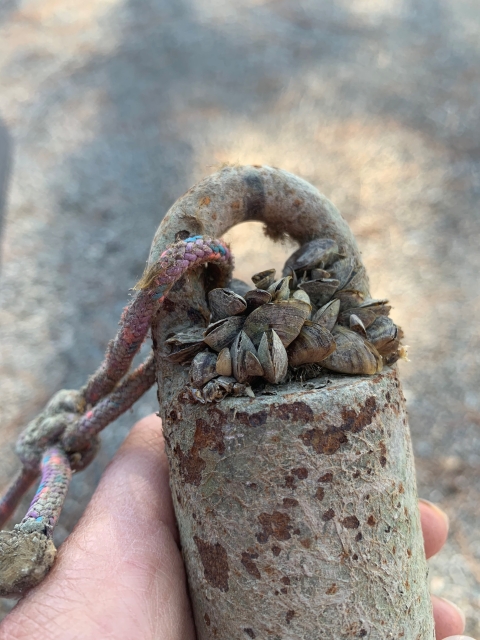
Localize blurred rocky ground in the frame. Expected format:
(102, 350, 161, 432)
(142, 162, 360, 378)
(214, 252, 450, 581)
(1, 0, 480, 632)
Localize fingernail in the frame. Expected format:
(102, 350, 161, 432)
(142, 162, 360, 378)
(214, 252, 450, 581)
(419, 498, 450, 531)
(442, 636, 475, 640)
(438, 597, 466, 629)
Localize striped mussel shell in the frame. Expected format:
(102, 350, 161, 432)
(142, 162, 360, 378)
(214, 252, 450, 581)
(203, 316, 245, 352)
(321, 326, 383, 375)
(231, 331, 264, 383)
(189, 350, 218, 386)
(244, 289, 272, 311)
(208, 288, 247, 322)
(366, 316, 400, 357)
(282, 238, 340, 274)
(267, 276, 292, 301)
(257, 330, 288, 384)
(287, 321, 336, 368)
(243, 299, 311, 347)
(164, 326, 206, 363)
(251, 269, 276, 290)
(312, 299, 340, 332)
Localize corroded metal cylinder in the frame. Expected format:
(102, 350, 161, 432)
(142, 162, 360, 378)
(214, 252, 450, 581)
(158, 364, 433, 640)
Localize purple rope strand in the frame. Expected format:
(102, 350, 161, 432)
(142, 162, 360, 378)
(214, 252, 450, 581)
(63, 353, 156, 451)
(0, 468, 37, 529)
(22, 446, 72, 537)
(83, 236, 231, 406)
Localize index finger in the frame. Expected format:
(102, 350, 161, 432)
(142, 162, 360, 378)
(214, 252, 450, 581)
(419, 499, 449, 559)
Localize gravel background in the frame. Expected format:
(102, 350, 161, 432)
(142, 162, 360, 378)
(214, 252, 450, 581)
(1, 0, 480, 633)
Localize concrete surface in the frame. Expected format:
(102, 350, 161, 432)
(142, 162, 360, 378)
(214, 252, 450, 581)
(0, 0, 479, 633)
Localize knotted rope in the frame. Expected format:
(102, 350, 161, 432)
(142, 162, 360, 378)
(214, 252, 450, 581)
(0, 236, 232, 596)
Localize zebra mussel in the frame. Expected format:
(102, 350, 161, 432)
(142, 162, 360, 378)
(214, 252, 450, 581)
(164, 237, 405, 403)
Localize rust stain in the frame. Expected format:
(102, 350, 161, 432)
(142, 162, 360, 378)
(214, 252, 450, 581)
(315, 487, 325, 501)
(281, 576, 291, 585)
(340, 396, 378, 433)
(322, 508, 335, 521)
(355, 532, 363, 541)
(199, 196, 211, 206)
(319, 472, 333, 483)
(292, 467, 308, 479)
(284, 474, 296, 489)
(194, 536, 230, 592)
(241, 551, 261, 580)
(256, 511, 292, 543)
(379, 441, 387, 467)
(286, 610, 295, 624)
(342, 515, 360, 529)
(204, 613, 211, 627)
(367, 515, 376, 526)
(175, 416, 225, 486)
(236, 410, 268, 428)
(299, 429, 348, 455)
(282, 498, 299, 508)
(271, 545, 281, 556)
(326, 583, 338, 595)
(273, 401, 314, 422)
(300, 538, 312, 548)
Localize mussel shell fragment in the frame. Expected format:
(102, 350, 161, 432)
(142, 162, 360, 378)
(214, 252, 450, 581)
(164, 326, 206, 363)
(287, 321, 336, 367)
(327, 257, 355, 289)
(267, 276, 291, 301)
(244, 289, 273, 311)
(299, 278, 340, 306)
(334, 289, 365, 311)
(252, 269, 276, 290)
(283, 238, 339, 274)
(243, 299, 311, 347)
(292, 289, 311, 305)
(208, 288, 247, 321)
(258, 329, 288, 384)
(366, 316, 400, 356)
(321, 326, 382, 375)
(311, 268, 331, 281)
(189, 351, 218, 386)
(203, 316, 245, 352)
(344, 266, 369, 297)
(338, 307, 377, 329)
(216, 347, 233, 376)
(312, 299, 341, 332)
(231, 331, 264, 383)
(349, 314, 367, 337)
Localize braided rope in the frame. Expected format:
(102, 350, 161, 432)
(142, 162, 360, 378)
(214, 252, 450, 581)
(63, 353, 157, 452)
(83, 236, 232, 406)
(0, 468, 37, 529)
(0, 237, 233, 586)
(21, 447, 72, 536)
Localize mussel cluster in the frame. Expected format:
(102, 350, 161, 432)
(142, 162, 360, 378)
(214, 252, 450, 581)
(164, 238, 404, 403)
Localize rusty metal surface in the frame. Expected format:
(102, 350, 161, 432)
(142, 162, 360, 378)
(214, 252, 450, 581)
(1, 0, 480, 632)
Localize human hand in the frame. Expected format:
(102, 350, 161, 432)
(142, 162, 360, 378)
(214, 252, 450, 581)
(0, 414, 473, 640)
